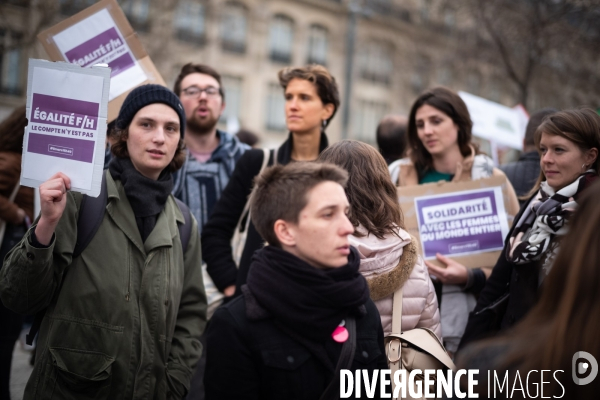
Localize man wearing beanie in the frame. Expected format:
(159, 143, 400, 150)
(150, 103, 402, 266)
(170, 64, 249, 400)
(1, 84, 207, 400)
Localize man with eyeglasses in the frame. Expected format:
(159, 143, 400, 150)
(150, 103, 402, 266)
(171, 63, 249, 400)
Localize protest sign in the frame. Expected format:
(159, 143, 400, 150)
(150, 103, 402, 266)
(398, 176, 520, 269)
(38, 0, 165, 122)
(21, 59, 110, 197)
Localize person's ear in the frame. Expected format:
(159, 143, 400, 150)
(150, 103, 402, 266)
(585, 147, 598, 168)
(320, 103, 334, 122)
(274, 219, 296, 247)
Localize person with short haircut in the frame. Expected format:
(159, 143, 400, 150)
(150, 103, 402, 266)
(456, 180, 600, 399)
(204, 162, 386, 399)
(460, 108, 600, 349)
(319, 140, 441, 339)
(171, 63, 249, 234)
(377, 114, 407, 166)
(0, 85, 206, 399)
(202, 64, 340, 298)
(501, 108, 557, 204)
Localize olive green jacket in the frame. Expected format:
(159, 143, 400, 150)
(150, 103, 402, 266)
(0, 171, 207, 400)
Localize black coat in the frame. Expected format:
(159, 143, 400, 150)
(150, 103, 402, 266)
(205, 295, 387, 400)
(459, 194, 540, 349)
(500, 152, 540, 205)
(201, 132, 329, 294)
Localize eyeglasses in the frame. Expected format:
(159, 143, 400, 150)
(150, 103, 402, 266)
(181, 86, 221, 99)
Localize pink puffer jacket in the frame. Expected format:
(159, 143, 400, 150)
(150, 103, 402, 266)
(349, 226, 441, 339)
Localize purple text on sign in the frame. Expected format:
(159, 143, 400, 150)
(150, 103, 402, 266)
(64, 27, 135, 77)
(31, 93, 99, 130)
(415, 190, 504, 258)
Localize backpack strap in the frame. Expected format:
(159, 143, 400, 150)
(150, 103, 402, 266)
(174, 197, 192, 254)
(73, 172, 108, 258)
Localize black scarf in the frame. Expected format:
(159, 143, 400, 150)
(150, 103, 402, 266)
(244, 245, 369, 343)
(109, 157, 173, 242)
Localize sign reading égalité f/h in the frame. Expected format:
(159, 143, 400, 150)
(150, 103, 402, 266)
(64, 27, 134, 75)
(21, 59, 110, 197)
(414, 188, 510, 259)
(51, 7, 146, 101)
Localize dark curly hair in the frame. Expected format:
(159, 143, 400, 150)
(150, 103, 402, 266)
(278, 64, 340, 128)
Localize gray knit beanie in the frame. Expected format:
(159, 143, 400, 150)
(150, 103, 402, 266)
(116, 84, 186, 137)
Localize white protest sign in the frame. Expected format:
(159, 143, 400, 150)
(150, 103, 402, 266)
(459, 91, 524, 150)
(51, 8, 146, 101)
(21, 59, 110, 197)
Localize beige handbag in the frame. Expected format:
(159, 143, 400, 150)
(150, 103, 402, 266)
(385, 284, 456, 399)
(0, 182, 21, 244)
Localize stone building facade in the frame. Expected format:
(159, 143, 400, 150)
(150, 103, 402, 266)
(1, 0, 598, 147)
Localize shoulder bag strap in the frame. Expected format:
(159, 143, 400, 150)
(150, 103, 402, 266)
(234, 149, 271, 258)
(387, 285, 404, 399)
(235, 148, 270, 234)
(319, 316, 357, 400)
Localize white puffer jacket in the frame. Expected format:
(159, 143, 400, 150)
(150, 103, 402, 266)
(349, 226, 442, 339)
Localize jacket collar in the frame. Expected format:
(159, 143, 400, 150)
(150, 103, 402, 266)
(277, 132, 329, 164)
(105, 170, 182, 256)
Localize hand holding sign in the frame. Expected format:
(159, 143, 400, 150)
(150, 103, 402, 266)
(425, 253, 469, 285)
(35, 173, 71, 246)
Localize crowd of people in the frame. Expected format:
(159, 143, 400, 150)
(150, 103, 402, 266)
(0, 61, 599, 400)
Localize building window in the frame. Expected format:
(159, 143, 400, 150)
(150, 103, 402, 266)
(359, 41, 392, 84)
(411, 55, 431, 94)
(352, 100, 389, 142)
(265, 83, 287, 131)
(219, 76, 243, 124)
(0, 31, 23, 95)
(269, 15, 294, 64)
(59, 0, 96, 16)
(307, 25, 328, 65)
(120, 0, 150, 32)
(437, 66, 453, 87)
(174, 0, 205, 44)
(221, 3, 247, 53)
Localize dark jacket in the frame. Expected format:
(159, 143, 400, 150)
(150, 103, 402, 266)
(459, 194, 540, 350)
(500, 151, 540, 205)
(0, 171, 207, 400)
(201, 132, 329, 294)
(205, 294, 387, 399)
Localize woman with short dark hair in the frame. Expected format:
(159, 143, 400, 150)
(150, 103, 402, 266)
(457, 179, 600, 399)
(202, 64, 341, 298)
(0, 85, 206, 400)
(461, 108, 600, 348)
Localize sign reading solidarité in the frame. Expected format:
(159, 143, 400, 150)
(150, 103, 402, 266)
(414, 188, 510, 259)
(21, 59, 110, 197)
